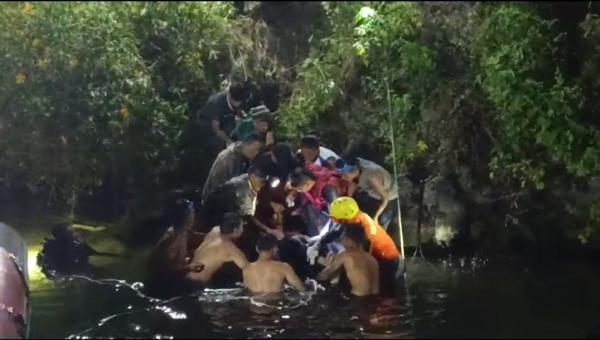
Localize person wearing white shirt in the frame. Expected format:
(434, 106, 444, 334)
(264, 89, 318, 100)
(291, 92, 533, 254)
(298, 135, 339, 168)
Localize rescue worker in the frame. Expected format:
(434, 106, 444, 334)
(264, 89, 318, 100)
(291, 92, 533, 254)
(329, 196, 402, 294)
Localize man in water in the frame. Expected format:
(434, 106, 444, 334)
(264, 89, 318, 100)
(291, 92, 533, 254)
(37, 223, 120, 278)
(146, 199, 204, 297)
(186, 212, 249, 286)
(243, 234, 306, 294)
(329, 196, 402, 294)
(317, 225, 380, 297)
(201, 132, 264, 204)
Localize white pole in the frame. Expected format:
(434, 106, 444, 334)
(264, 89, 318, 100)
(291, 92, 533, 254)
(386, 79, 406, 261)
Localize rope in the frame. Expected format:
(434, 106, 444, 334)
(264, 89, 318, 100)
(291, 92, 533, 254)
(385, 79, 406, 261)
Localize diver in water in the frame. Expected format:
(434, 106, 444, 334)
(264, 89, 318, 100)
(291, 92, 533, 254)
(317, 225, 380, 297)
(243, 234, 306, 294)
(145, 199, 205, 298)
(37, 223, 119, 278)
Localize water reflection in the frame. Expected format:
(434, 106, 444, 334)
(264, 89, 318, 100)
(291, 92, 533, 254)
(28, 256, 600, 338)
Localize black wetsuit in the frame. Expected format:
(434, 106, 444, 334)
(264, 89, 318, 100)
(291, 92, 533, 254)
(37, 237, 95, 278)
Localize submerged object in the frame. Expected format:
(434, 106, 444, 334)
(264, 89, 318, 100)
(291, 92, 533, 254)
(0, 222, 30, 339)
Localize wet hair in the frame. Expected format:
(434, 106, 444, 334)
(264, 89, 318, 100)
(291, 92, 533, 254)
(300, 135, 320, 150)
(289, 167, 317, 188)
(51, 223, 73, 240)
(257, 234, 278, 252)
(221, 212, 242, 235)
(229, 81, 251, 102)
(169, 199, 195, 231)
(242, 132, 263, 145)
(342, 223, 367, 246)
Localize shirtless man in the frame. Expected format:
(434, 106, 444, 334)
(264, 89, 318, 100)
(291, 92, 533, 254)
(186, 212, 249, 285)
(317, 225, 380, 297)
(243, 234, 306, 294)
(146, 199, 204, 297)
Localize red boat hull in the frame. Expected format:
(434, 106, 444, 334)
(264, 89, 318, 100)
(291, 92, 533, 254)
(0, 223, 29, 339)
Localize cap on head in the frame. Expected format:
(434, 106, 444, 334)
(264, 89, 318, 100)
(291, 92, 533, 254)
(336, 157, 359, 175)
(330, 197, 360, 221)
(250, 105, 272, 122)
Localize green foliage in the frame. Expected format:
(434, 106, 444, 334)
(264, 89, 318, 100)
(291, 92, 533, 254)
(4, 1, 600, 243)
(280, 1, 600, 242)
(474, 4, 600, 188)
(0, 2, 273, 209)
(280, 2, 362, 141)
(283, 2, 600, 186)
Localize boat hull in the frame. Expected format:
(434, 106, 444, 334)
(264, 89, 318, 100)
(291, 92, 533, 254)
(0, 223, 30, 339)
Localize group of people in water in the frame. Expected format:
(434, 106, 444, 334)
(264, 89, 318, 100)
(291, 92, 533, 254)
(36, 80, 404, 299)
(145, 80, 404, 298)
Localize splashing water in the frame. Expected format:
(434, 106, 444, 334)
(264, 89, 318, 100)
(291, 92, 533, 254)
(64, 274, 330, 338)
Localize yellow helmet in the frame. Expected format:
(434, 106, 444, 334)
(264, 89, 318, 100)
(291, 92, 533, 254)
(330, 197, 360, 221)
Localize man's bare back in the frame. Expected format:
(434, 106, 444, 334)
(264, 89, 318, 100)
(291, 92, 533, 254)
(186, 226, 248, 284)
(318, 248, 380, 296)
(243, 234, 306, 294)
(243, 259, 306, 294)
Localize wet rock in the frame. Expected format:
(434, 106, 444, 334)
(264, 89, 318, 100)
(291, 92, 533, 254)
(422, 176, 464, 247)
(396, 174, 465, 248)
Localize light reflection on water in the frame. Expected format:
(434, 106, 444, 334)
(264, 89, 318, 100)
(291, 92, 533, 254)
(28, 256, 600, 338)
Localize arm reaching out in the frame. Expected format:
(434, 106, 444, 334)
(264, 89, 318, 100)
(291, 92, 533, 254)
(212, 119, 234, 145)
(368, 177, 390, 223)
(317, 253, 345, 281)
(228, 243, 250, 270)
(283, 263, 306, 292)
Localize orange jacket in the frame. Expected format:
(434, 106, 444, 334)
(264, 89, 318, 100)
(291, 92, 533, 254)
(349, 211, 401, 261)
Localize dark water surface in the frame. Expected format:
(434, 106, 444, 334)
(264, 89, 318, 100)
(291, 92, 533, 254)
(27, 250, 600, 339)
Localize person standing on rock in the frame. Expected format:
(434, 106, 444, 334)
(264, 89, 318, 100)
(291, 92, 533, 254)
(198, 80, 251, 151)
(202, 165, 268, 229)
(201, 132, 264, 205)
(337, 156, 399, 230)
